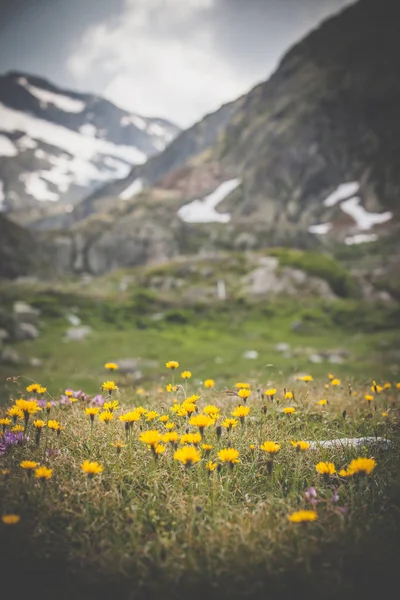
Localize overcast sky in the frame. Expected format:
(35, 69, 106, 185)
(0, 0, 355, 126)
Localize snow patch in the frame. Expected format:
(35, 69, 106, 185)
(0, 181, 5, 211)
(121, 115, 147, 130)
(0, 103, 147, 170)
(178, 179, 241, 224)
(340, 197, 392, 230)
(20, 172, 59, 202)
(308, 222, 332, 235)
(345, 233, 378, 245)
(0, 135, 18, 157)
(120, 178, 144, 200)
(19, 79, 85, 113)
(79, 124, 97, 137)
(17, 136, 38, 150)
(323, 182, 359, 207)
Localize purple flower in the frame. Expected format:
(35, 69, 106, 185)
(332, 490, 340, 503)
(91, 394, 105, 407)
(305, 487, 318, 506)
(46, 448, 60, 458)
(0, 430, 26, 456)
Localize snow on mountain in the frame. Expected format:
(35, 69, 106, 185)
(178, 179, 241, 224)
(0, 71, 180, 218)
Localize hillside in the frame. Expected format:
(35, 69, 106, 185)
(53, 0, 399, 275)
(0, 71, 180, 226)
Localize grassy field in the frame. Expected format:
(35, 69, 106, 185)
(0, 368, 399, 600)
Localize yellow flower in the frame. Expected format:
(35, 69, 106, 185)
(238, 389, 251, 400)
(298, 375, 313, 382)
(33, 420, 46, 429)
(139, 430, 161, 448)
(290, 440, 310, 451)
(383, 382, 391, 390)
(221, 418, 238, 430)
(382, 411, 388, 417)
(136, 388, 145, 395)
(186, 394, 200, 403)
(288, 510, 318, 523)
(165, 422, 176, 430)
(189, 414, 214, 430)
(159, 415, 169, 423)
(396, 382, 400, 390)
(202, 444, 213, 452)
(346, 457, 376, 476)
(2, 514, 20, 525)
(260, 441, 280, 454)
(35, 466, 53, 480)
(235, 382, 250, 389)
(264, 388, 277, 397)
(205, 461, 217, 471)
(182, 402, 196, 415)
(99, 411, 114, 424)
(181, 371, 192, 380)
(103, 400, 120, 412)
(1, 469, 11, 477)
(371, 381, 383, 393)
(11, 425, 24, 432)
(105, 362, 118, 371)
(204, 379, 215, 389)
(20, 460, 38, 470)
(339, 469, 352, 478)
(0, 418, 11, 427)
(47, 420, 61, 431)
(364, 395, 374, 402)
(166, 384, 178, 393)
(284, 391, 293, 400)
(203, 405, 220, 418)
(232, 405, 250, 419)
(111, 440, 127, 453)
(166, 361, 179, 369)
(162, 431, 179, 444)
(250, 444, 255, 451)
(15, 399, 40, 415)
(180, 432, 202, 446)
(26, 383, 42, 393)
(6, 406, 23, 421)
(283, 407, 295, 415)
(119, 410, 141, 424)
(37, 386, 47, 395)
(85, 407, 100, 420)
(174, 446, 201, 466)
(328, 373, 334, 380)
(315, 461, 336, 475)
(317, 399, 327, 406)
(331, 378, 341, 386)
(145, 411, 159, 422)
(218, 448, 240, 465)
(81, 460, 103, 476)
(154, 444, 166, 455)
(101, 381, 118, 393)
(65, 390, 73, 397)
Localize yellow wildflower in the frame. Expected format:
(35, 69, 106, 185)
(205, 461, 217, 471)
(264, 388, 277, 397)
(174, 446, 201, 466)
(181, 371, 192, 380)
(99, 411, 114, 424)
(288, 510, 318, 523)
(204, 379, 215, 388)
(315, 462, 336, 475)
(20, 460, 38, 470)
(85, 407, 100, 421)
(11, 425, 24, 432)
(105, 362, 118, 371)
(331, 378, 341, 386)
(364, 395, 374, 402)
(285, 391, 293, 400)
(119, 410, 141, 424)
(202, 444, 213, 452)
(182, 402, 196, 415)
(159, 415, 169, 423)
(111, 440, 127, 454)
(47, 420, 61, 431)
(162, 431, 179, 445)
(346, 457, 376, 476)
(33, 420, 46, 429)
(35, 466, 53, 480)
(238, 389, 251, 400)
(371, 381, 383, 393)
(101, 381, 118, 393)
(186, 394, 200, 403)
(260, 441, 280, 454)
(0, 418, 11, 427)
(145, 411, 159, 422)
(189, 414, 214, 432)
(235, 382, 250, 389)
(283, 407, 295, 415)
(2, 514, 20, 525)
(298, 375, 313, 382)
(166, 383, 178, 393)
(15, 399, 40, 415)
(180, 432, 202, 446)
(165, 422, 176, 430)
(203, 405, 220, 418)
(166, 361, 179, 369)
(6, 406, 23, 421)
(221, 418, 238, 431)
(81, 460, 103, 476)
(103, 400, 120, 412)
(64, 390, 73, 397)
(139, 430, 161, 448)
(218, 448, 240, 465)
(290, 440, 310, 451)
(232, 405, 250, 420)
(317, 399, 327, 406)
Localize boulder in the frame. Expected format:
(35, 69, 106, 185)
(16, 322, 40, 340)
(64, 326, 92, 342)
(243, 350, 259, 359)
(13, 301, 40, 325)
(0, 347, 21, 365)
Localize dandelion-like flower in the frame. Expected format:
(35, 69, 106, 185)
(284, 391, 293, 400)
(154, 444, 166, 456)
(298, 375, 313, 382)
(290, 441, 310, 451)
(238, 389, 251, 401)
(165, 422, 176, 430)
(221, 418, 238, 431)
(35, 466, 53, 480)
(159, 415, 169, 423)
(206, 461, 217, 472)
(364, 395, 374, 402)
(15, 398, 40, 416)
(103, 400, 120, 412)
(139, 430, 161, 448)
(105, 362, 118, 371)
(99, 411, 114, 424)
(166, 384, 178, 392)
(283, 407, 295, 415)
(81, 460, 103, 476)
(6, 407, 23, 422)
(264, 388, 277, 397)
(345, 457, 376, 476)
(48, 420, 61, 432)
(235, 382, 250, 389)
(119, 410, 141, 426)
(260, 441, 280, 454)
(331, 378, 341, 386)
(111, 440, 127, 454)
(189, 414, 214, 435)
(288, 510, 318, 523)
(2, 514, 20, 525)
(315, 461, 336, 475)
(204, 379, 215, 389)
(101, 381, 118, 393)
(166, 361, 179, 370)
(180, 432, 202, 446)
(218, 448, 240, 466)
(317, 399, 327, 406)
(20, 460, 38, 472)
(203, 405, 220, 419)
(162, 431, 179, 445)
(231, 405, 250, 422)
(33, 419, 46, 429)
(181, 371, 192, 380)
(173, 446, 201, 466)
(85, 407, 100, 422)
(145, 411, 159, 422)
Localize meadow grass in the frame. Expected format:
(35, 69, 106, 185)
(0, 367, 399, 600)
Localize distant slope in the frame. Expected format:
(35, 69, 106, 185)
(0, 71, 180, 224)
(49, 0, 400, 274)
(0, 214, 44, 278)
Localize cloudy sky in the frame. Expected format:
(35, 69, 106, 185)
(0, 0, 355, 126)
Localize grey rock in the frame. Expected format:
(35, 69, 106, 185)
(309, 353, 324, 364)
(16, 322, 40, 340)
(328, 354, 345, 364)
(29, 357, 43, 367)
(1, 347, 21, 365)
(243, 350, 259, 359)
(307, 437, 393, 450)
(0, 328, 10, 343)
(290, 320, 309, 333)
(64, 326, 92, 342)
(13, 301, 40, 325)
(116, 358, 159, 373)
(275, 342, 290, 353)
(66, 313, 81, 327)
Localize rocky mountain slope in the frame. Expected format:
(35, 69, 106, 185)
(0, 71, 180, 225)
(51, 0, 399, 275)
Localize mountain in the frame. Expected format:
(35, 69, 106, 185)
(0, 71, 180, 225)
(49, 0, 400, 274)
(0, 214, 45, 278)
